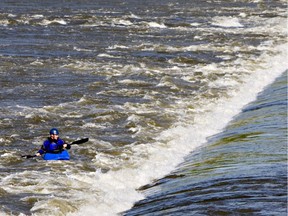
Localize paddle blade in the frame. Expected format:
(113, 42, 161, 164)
(70, 138, 89, 145)
(21, 155, 36, 159)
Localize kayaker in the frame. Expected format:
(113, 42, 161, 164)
(35, 128, 71, 157)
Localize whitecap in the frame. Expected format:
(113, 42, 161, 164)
(212, 16, 243, 28)
(147, 22, 166, 28)
(31, 14, 44, 19)
(40, 19, 67, 25)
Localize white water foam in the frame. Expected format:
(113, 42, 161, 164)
(40, 19, 67, 26)
(147, 21, 167, 28)
(67, 43, 287, 216)
(211, 16, 243, 28)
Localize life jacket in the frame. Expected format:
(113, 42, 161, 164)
(42, 137, 65, 153)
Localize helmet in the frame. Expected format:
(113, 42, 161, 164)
(49, 128, 59, 135)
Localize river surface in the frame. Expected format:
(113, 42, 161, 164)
(0, 0, 287, 215)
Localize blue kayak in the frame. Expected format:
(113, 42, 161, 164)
(42, 150, 70, 160)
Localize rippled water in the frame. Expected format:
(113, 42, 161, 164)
(0, 0, 287, 215)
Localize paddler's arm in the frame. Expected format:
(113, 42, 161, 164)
(35, 146, 45, 157)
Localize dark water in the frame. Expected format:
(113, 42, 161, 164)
(0, 0, 287, 215)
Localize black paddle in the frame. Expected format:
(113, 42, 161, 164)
(21, 138, 89, 159)
(70, 138, 89, 145)
(22, 155, 37, 159)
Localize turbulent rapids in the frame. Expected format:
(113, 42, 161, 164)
(0, 0, 287, 215)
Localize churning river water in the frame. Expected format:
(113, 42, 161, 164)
(0, 0, 287, 215)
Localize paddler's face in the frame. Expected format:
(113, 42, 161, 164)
(50, 134, 59, 140)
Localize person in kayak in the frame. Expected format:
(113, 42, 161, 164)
(36, 128, 71, 157)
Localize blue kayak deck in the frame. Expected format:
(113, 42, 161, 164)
(42, 150, 70, 160)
